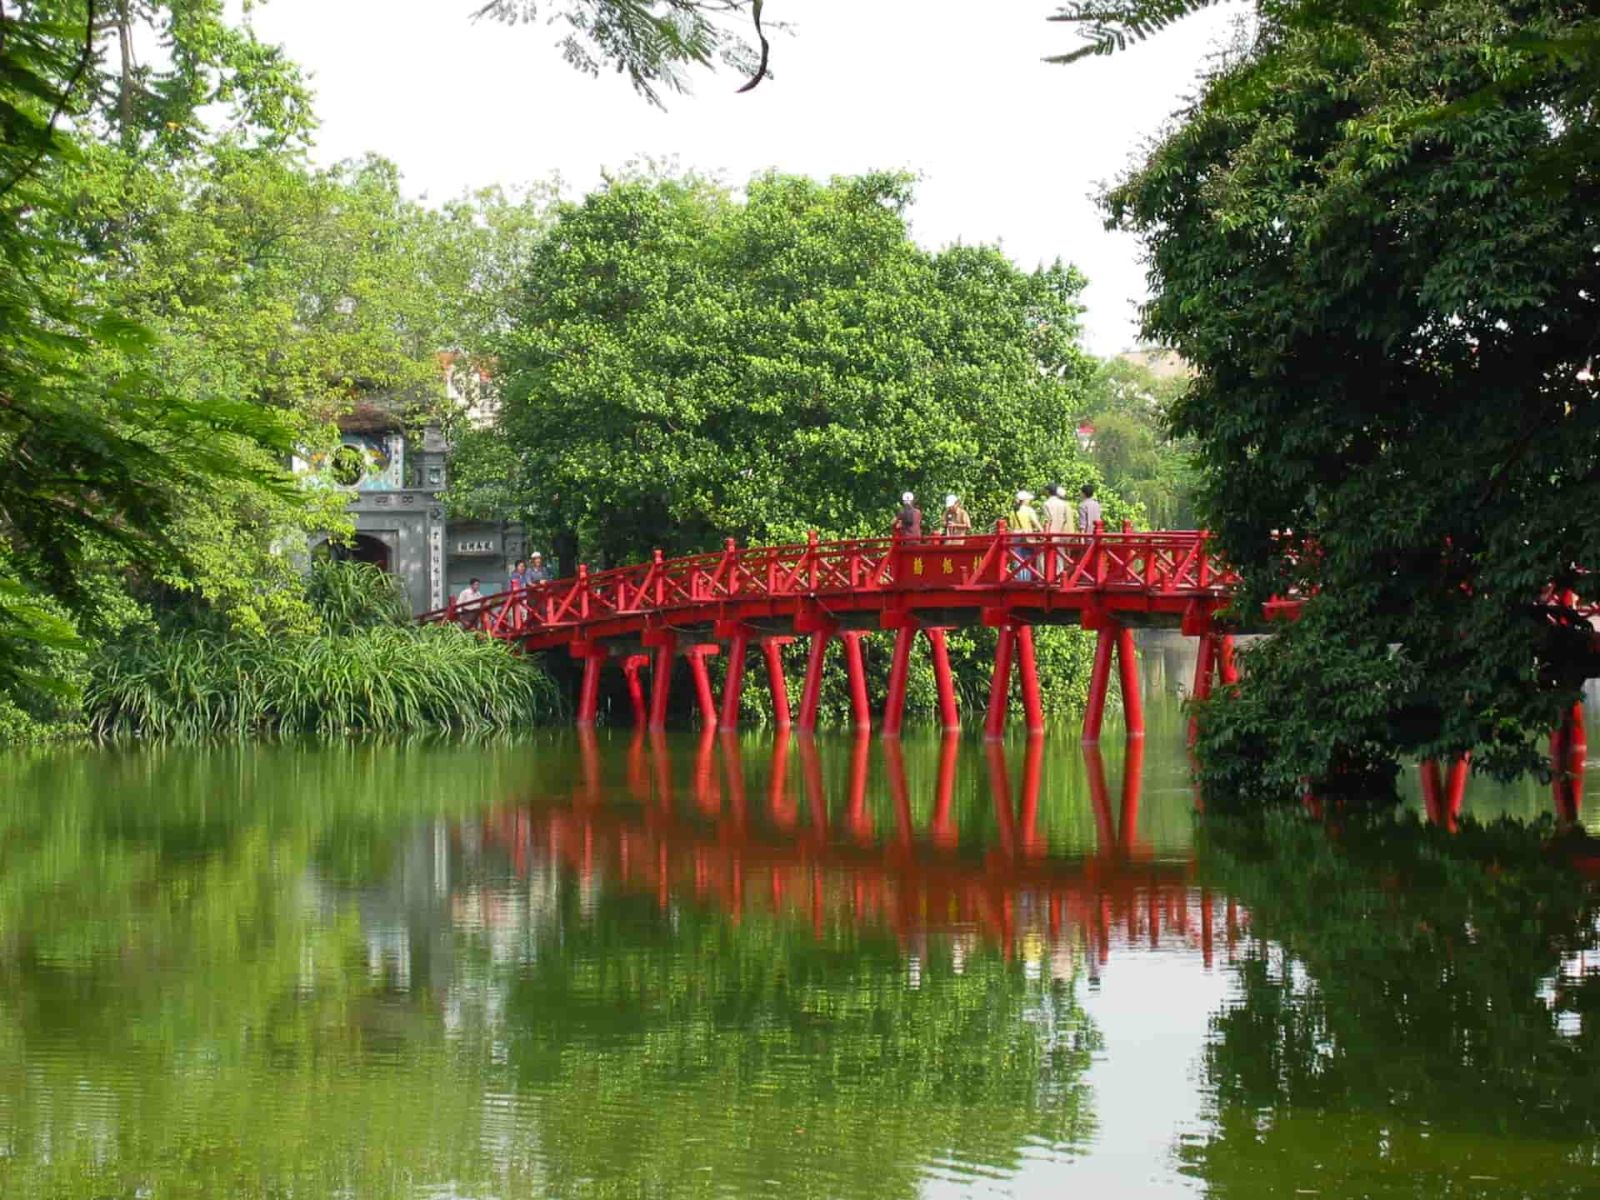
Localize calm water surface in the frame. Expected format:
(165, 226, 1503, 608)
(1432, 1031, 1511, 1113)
(3, 672, 1598, 1198)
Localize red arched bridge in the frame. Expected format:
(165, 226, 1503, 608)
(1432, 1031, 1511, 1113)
(421, 525, 1274, 742)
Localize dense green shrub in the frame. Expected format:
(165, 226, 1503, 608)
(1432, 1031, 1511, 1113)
(305, 560, 413, 633)
(86, 625, 561, 739)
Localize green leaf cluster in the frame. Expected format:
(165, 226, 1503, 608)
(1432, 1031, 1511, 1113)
(1080, 354, 1199, 529)
(479, 169, 1101, 567)
(1103, 0, 1600, 793)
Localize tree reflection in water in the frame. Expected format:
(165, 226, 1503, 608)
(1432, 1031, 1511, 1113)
(1, 732, 1199, 1199)
(3, 726, 1593, 1198)
(1188, 813, 1600, 1197)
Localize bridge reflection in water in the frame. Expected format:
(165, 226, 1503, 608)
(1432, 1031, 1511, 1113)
(482, 730, 1242, 974)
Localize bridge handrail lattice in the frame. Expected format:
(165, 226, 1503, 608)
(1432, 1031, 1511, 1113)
(419, 528, 1241, 643)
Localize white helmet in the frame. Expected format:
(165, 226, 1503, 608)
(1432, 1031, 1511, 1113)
(1016, 490, 1033, 503)
(901, 491, 914, 504)
(944, 493, 958, 508)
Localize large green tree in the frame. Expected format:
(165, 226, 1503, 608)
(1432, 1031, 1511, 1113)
(1055, 0, 1600, 799)
(1081, 355, 1196, 529)
(1, 2, 553, 737)
(0, 1, 306, 730)
(473, 170, 1100, 570)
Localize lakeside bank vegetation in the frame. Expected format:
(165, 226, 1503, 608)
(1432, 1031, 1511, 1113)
(85, 564, 561, 740)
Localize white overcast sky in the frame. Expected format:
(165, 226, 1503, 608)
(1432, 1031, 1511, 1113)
(246, 0, 1245, 355)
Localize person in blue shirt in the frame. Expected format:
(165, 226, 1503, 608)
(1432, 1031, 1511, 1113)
(525, 552, 551, 584)
(507, 559, 527, 591)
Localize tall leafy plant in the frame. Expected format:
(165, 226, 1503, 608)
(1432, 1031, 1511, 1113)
(1087, 0, 1600, 794)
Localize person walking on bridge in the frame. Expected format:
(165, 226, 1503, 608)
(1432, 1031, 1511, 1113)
(455, 578, 483, 628)
(1043, 483, 1073, 578)
(941, 493, 971, 538)
(1013, 490, 1042, 581)
(1013, 490, 1042, 534)
(1079, 483, 1103, 533)
(1043, 484, 1074, 534)
(894, 492, 923, 538)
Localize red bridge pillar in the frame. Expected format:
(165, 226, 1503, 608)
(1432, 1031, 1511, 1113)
(644, 630, 678, 732)
(797, 620, 836, 733)
(1016, 626, 1045, 736)
(840, 631, 872, 734)
(1083, 628, 1115, 743)
(984, 626, 1016, 741)
(1083, 622, 1143, 743)
(1187, 633, 1219, 748)
(927, 628, 960, 732)
(719, 625, 750, 730)
(622, 654, 649, 729)
(572, 642, 606, 728)
(763, 638, 793, 731)
(882, 626, 915, 738)
(1118, 626, 1145, 738)
(1552, 699, 1586, 822)
(1421, 755, 1469, 828)
(686, 644, 719, 730)
(1447, 754, 1470, 821)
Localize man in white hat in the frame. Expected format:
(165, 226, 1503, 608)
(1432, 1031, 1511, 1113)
(1043, 484, 1074, 535)
(941, 493, 971, 538)
(894, 491, 923, 537)
(1042, 483, 1074, 577)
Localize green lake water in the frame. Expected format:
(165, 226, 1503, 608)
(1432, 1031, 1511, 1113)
(3, 654, 1599, 1198)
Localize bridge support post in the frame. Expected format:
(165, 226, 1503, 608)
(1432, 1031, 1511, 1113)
(763, 639, 792, 731)
(1188, 634, 1218, 748)
(622, 654, 649, 729)
(687, 645, 719, 730)
(927, 628, 960, 732)
(1218, 634, 1240, 686)
(882, 626, 915, 738)
(1082, 628, 1116, 744)
(720, 628, 749, 730)
(798, 626, 835, 733)
(646, 631, 678, 732)
(1552, 700, 1585, 822)
(575, 650, 604, 728)
(1117, 626, 1145, 738)
(840, 631, 872, 734)
(1420, 758, 1444, 823)
(1446, 754, 1470, 821)
(1017, 625, 1045, 736)
(984, 627, 1016, 741)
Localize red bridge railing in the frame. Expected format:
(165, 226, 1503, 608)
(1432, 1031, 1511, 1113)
(420, 527, 1241, 646)
(416, 525, 1259, 744)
